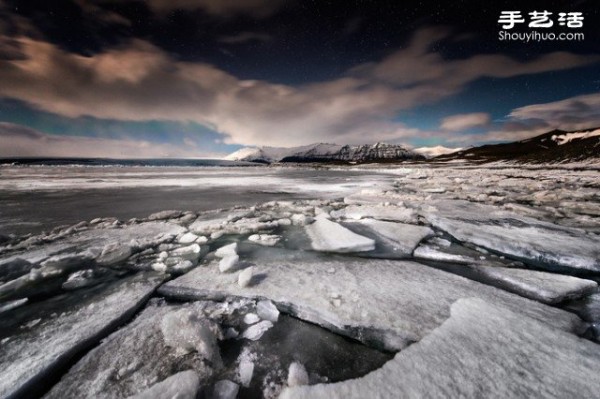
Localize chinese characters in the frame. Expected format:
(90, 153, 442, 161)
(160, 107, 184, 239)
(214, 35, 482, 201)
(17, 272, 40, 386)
(498, 11, 584, 29)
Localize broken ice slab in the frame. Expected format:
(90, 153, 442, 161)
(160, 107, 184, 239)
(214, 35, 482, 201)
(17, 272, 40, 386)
(159, 251, 583, 352)
(421, 200, 600, 272)
(44, 300, 221, 399)
(0, 222, 186, 278)
(331, 204, 418, 224)
(280, 298, 600, 399)
(420, 258, 597, 305)
(128, 370, 199, 399)
(0, 272, 165, 399)
(462, 265, 596, 305)
(304, 218, 375, 253)
(343, 219, 433, 258)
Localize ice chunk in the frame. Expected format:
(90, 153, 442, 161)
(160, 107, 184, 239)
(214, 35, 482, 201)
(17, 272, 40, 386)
(170, 244, 202, 261)
(256, 300, 279, 322)
(215, 243, 238, 258)
(413, 244, 472, 263)
(422, 200, 600, 272)
(243, 313, 260, 324)
(287, 362, 309, 387)
(97, 243, 133, 266)
(467, 265, 598, 304)
(305, 219, 375, 253)
(128, 370, 199, 399)
(62, 269, 99, 290)
(248, 234, 281, 246)
(41, 252, 93, 270)
(44, 301, 219, 399)
(179, 232, 200, 244)
(332, 205, 417, 224)
(170, 260, 195, 275)
(241, 320, 273, 341)
(280, 298, 600, 399)
(212, 380, 239, 399)
(159, 255, 582, 352)
(148, 210, 183, 221)
(237, 348, 255, 387)
(160, 308, 220, 361)
(0, 273, 165, 399)
(291, 214, 314, 226)
(238, 266, 254, 287)
(347, 219, 433, 257)
(0, 298, 28, 314)
(219, 255, 240, 273)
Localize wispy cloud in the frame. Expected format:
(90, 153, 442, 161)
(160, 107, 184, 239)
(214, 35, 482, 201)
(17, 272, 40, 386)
(448, 92, 600, 144)
(0, 122, 223, 158)
(218, 32, 273, 44)
(440, 112, 490, 131)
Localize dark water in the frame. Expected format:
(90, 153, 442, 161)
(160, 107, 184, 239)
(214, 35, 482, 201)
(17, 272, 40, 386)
(0, 165, 395, 236)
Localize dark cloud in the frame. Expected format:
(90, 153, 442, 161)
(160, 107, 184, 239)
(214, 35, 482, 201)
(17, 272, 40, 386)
(139, 0, 285, 18)
(218, 32, 273, 44)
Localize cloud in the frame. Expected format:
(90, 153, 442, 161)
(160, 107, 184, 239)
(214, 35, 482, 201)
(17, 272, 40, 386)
(0, 28, 597, 148)
(447, 92, 600, 144)
(142, 0, 285, 17)
(440, 112, 490, 131)
(0, 122, 222, 158)
(508, 92, 600, 130)
(218, 32, 273, 44)
(74, 0, 131, 26)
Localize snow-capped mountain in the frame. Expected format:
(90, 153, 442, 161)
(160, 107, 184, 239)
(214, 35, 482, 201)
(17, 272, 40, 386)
(436, 127, 600, 164)
(413, 146, 462, 158)
(225, 143, 423, 164)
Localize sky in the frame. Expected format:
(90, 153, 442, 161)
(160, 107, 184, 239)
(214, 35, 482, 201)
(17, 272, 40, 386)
(0, 0, 599, 158)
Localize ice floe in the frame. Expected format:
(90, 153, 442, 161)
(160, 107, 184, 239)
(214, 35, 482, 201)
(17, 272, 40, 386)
(159, 253, 582, 351)
(305, 219, 375, 253)
(280, 297, 600, 399)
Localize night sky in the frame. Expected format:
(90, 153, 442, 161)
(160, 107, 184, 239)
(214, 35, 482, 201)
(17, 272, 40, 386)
(0, 0, 599, 158)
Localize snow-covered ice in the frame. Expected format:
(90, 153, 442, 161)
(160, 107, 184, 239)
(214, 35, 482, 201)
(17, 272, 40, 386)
(256, 300, 279, 322)
(0, 273, 165, 399)
(280, 298, 600, 399)
(346, 219, 433, 258)
(287, 362, 309, 387)
(219, 255, 239, 273)
(238, 266, 254, 288)
(160, 308, 220, 361)
(331, 204, 417, 224)
(211, 380, 239, 399)
(463, 265, 598, 304)
(159, 253, 582, 351)
(128, 370, 199, 399)
(421, 200, 600, 272)
(305, 218, 375, 253)
(248, 234, 281, 246)
(242, 320, 274, 341)
(215, 242, 238, 258)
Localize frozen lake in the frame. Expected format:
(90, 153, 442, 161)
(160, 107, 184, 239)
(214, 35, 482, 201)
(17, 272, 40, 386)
(0, 162, 599, 398)
(0, 165, 398, 235)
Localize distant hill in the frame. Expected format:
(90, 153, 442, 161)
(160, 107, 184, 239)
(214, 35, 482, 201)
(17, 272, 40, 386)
(435, 127, 600, 164)
(225, 142, 424, 164)
(413, 145, 462, 158)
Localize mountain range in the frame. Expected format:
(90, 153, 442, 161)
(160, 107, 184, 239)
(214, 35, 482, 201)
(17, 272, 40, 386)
(224, 127, 600, 165)
(435, 127, 600, 164)
(225, 143, 426, 164)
